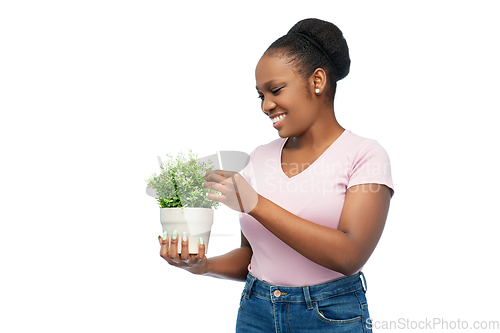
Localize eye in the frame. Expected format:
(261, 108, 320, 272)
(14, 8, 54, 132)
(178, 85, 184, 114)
(257, 94, 264, 101)
(272, 86, 284, 94)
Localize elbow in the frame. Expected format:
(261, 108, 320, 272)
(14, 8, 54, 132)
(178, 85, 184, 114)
(337, 265, 362, 277)
(332, 262, 358, 276)
(331, 254, 366, 277)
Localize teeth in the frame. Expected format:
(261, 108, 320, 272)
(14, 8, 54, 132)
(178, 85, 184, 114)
(272, 113, 287, 123)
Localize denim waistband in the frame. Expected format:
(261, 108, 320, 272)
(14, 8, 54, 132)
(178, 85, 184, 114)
(243, 272, 366, 310)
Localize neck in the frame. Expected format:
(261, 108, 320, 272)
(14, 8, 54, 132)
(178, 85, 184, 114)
(286, 106, 344, 151)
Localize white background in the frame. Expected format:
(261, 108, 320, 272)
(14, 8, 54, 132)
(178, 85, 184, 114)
(1, 1, 499, 332)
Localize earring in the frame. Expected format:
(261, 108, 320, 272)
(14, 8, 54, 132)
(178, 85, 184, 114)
(315, 88, 320, 94)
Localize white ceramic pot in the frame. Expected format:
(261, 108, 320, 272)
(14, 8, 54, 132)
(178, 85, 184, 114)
(160, 207, 214, 254)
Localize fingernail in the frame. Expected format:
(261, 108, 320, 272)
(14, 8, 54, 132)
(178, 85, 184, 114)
(162, 231, 167, 240)
(199, 237, 204, 245)
(172, 229, 178, 240)
(182, 232, 187, 242)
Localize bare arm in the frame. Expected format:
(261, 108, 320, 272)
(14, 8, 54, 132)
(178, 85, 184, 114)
(248, 184, 391, 275)
(204, 232, 252, 281)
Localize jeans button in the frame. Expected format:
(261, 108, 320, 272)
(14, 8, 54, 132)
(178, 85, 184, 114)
(274, 290, 281, 297)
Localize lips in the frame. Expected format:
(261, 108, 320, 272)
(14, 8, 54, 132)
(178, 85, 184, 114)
(270, 112, 287, 129)
(270, 112, 287, 124)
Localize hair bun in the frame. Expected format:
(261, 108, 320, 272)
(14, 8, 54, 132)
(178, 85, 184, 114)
(288, 18, 350, 80)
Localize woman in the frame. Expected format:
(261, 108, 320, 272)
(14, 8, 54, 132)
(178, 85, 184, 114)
(159, 18, 393, 332)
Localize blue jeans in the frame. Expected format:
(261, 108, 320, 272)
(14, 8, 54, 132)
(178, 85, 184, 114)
(236, 272, 371, 332)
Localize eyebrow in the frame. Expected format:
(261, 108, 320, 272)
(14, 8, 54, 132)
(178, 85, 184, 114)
(256, 80, 277, 91)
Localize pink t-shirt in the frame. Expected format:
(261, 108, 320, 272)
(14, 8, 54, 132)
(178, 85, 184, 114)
(239, 130, 394, 286)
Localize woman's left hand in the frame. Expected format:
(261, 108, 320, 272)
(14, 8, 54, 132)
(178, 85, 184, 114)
(203, 170, 259, 213)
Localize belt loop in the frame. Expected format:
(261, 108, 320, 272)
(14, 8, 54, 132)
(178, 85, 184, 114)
(303, 286, 313, 310)
(244, 274, 256, 299)
(360, 271, 367, 292)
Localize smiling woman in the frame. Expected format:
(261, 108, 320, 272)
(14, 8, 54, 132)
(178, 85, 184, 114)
(159, 18, 394, 333)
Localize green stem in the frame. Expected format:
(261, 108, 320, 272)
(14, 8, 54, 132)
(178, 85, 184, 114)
(171, 171, 182, 207)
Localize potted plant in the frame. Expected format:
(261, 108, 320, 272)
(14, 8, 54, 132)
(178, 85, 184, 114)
(146, 149, 219, 254)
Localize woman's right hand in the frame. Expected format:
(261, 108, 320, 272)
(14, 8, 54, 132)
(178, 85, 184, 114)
(158, 232, 209, 275)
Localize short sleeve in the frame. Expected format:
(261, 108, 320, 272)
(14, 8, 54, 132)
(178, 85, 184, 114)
(347, 139, 394, 197)
(240, 145, 261, 187)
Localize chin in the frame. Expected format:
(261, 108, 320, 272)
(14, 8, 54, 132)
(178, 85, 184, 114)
(277, 129, 289, 138)
(278, 127, 300, 139)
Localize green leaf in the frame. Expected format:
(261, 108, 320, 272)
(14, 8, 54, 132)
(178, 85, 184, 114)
(146, 150, 219, 209)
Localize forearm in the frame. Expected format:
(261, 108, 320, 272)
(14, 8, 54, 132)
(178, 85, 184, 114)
(204, 246, 252, 282)
(249, 195, 360, 275)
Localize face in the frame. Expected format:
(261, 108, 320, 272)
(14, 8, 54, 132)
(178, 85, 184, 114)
(255, 54, 319, 138)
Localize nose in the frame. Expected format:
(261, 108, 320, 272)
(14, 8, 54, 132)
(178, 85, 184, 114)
(262, 97, 276, 116)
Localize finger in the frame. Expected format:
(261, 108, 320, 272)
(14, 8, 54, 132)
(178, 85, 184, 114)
(159, 231, 168, 245)
(204, 170, 222, 180)
(169, 229, 179, 259)
(197, 237, 206, 259)
(204, 182, 227, 193)
(205, 170, 236, 182)
(159, 232, 169, 259)
(158, 231, 168, 247)
(205, 172, 224, 183)
(202, 180, 217, 189)
(180, 232, 189, 261)
(206, 191, 225, 203)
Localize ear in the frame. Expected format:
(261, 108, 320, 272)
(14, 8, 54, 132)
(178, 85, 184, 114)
(310, 68, 327, 95)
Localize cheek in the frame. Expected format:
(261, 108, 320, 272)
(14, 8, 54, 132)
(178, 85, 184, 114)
(290, 104, 318, 133)
(276, 93, 298, 111)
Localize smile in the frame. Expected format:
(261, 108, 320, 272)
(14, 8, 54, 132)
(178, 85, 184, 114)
(271, 113, 287, 124)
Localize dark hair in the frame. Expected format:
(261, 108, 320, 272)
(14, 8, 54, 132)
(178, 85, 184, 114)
(265, 18, 350, 102)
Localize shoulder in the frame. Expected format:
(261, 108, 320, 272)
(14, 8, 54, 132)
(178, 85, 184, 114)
(249, 138, 286, 160)
(342, 130, 394, 196)
(342, 130, 391, 162)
